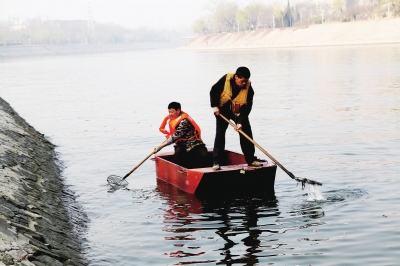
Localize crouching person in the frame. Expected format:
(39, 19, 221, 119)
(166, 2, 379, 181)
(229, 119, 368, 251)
(155, 102, 208, 169)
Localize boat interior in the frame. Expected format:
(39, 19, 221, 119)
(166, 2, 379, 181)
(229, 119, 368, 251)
(157, 149, 248, 169)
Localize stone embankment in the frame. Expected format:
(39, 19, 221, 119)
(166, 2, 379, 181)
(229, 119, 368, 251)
(180, 18, 400, 50)
(0, 97, 87, 266)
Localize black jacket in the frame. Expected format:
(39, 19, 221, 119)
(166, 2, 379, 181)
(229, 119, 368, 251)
(210, 74, 254, 124)
(170, 119, 204, 151)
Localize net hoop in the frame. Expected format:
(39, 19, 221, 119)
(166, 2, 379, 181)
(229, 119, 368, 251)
(107, 175, 129, 187)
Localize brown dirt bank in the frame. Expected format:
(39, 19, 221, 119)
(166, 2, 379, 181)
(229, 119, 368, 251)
(180, 18, 400, 50)
(0, 97, 88, 266)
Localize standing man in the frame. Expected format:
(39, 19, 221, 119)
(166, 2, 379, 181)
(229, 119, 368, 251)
(210, 66, 265, 170)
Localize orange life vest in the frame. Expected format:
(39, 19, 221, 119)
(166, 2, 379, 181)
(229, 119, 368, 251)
(158, 112, 202, 142)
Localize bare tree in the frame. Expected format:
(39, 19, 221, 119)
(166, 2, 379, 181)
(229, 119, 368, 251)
(242, 3, 263, 30)
(259, 5, 274, 28)
(273, 2, 284, 28)
(204, 0, 223, 33)
(333, 0, 344, 21)
(193, 17, 210, 35)
(214, 2, 238, 32)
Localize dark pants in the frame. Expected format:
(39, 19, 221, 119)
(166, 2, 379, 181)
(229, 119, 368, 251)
(174, 144, 208, 169)
(213, 113, 256, 165)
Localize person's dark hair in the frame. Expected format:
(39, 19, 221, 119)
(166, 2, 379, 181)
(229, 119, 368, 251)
(168, 102, 181, 110)
(235, 66, 251, 79)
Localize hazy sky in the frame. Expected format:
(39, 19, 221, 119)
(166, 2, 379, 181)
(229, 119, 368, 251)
(2, 0, 276, 31)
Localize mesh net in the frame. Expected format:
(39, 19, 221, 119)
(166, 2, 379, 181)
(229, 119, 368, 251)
(107, 175, 129, 187)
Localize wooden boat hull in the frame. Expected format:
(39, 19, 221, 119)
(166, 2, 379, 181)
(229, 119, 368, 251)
(154, 149, 276, 198)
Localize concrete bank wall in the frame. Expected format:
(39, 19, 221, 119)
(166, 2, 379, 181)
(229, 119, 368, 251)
(0, 97, 87, 266)
(180, 18, 400, 50)
(0, 42, 179, 59)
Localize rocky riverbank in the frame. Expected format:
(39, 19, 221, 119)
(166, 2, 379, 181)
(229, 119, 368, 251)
(0, 97, 87, 266)
(180, 18, 400, 50)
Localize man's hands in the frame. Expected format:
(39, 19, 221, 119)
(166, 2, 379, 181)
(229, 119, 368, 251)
(235, 124, 242, 132)
(213, 107, 220, 116)
(213, 107, 241, 131)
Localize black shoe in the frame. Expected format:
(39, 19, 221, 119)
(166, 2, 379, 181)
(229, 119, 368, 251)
(255, 157, 267, 163)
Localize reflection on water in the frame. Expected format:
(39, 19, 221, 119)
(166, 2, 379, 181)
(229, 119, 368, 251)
(153, 180, 372, 265)
(155, 179, 337, 265)
(157, 180, 278, 265)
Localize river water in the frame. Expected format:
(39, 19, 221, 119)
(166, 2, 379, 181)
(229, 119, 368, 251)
(1, 44, 399, 265)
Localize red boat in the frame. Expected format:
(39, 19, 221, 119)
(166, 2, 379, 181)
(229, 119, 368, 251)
(153, 149, 276, 198)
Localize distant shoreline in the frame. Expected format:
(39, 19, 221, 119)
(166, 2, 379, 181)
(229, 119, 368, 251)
(180, 18, 400, 50)
(0, 42, 180, 59)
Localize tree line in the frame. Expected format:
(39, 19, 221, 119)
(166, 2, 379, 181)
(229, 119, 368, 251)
(0, 18, 181, 46)
(193, 0, 399, 35)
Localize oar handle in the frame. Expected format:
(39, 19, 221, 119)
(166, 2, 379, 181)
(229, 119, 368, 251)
(218, 114, 296, 180)
(122, 149, 156, 180)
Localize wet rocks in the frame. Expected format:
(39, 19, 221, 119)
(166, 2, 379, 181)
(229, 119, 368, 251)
(0, 97, 88, 266)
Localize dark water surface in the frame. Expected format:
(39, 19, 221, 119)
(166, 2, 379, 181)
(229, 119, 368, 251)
(1, 45, 399, 265)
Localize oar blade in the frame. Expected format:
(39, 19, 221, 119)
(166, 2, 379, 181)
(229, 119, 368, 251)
(294, 177, 322, 188)
(107, 175, 129, 187)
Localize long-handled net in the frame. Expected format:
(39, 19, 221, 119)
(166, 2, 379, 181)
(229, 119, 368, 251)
(107, 149, 156, 187)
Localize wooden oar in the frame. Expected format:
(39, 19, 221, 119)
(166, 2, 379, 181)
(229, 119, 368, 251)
(123, 149, 156, 179)
(107, 149, 156, 186)
(219, 114, 322, 187)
